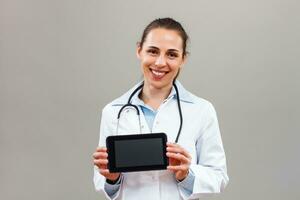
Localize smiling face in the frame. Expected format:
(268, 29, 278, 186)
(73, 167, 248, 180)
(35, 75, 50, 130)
(137, 28, 186, 91)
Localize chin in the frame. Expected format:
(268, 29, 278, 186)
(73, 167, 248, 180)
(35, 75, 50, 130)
(148, 79, 172, 90)
(143, 71, 174, 89)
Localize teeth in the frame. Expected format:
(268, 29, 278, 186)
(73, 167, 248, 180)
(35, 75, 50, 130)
(151, 69, 167, 79)
(152, 70, 164, 76)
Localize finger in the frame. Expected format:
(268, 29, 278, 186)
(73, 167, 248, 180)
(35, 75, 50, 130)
(166, 145, 191, 159)
(166, 143, 192, 161)
(93, 152, 108, 159)
(167, 142, 178, 147)
(167, 165, 188, 171)
(94, 162, 108, 169)
(99, 169, 118, 176)
(93, 159, 108, 166)
(167, 146, 185, 154)
(100, 164, 108, 169)
(94, 163, 107, 170)
(99, 169, 111, 175)
(166, 152, 190, 164)
(96, 146, 107, 152)
(167, 152, 190, 163)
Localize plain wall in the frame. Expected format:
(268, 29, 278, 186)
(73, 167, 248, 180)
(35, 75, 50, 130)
(1, 0, 299, 199)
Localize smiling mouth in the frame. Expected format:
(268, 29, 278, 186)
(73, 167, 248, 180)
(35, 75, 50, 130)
(150, 69, 168, 79)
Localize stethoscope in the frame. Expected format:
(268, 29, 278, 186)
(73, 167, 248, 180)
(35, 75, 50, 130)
(116, 81, 183, 143)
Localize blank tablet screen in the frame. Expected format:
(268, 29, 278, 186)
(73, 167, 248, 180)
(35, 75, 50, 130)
(115, 138, 164, 168)
(106, 133, 168, 172)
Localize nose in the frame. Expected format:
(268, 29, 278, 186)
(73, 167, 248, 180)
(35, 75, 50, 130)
(155, 54, 167, 67)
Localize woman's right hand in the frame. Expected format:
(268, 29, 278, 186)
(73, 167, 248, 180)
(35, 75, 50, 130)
(93, 147, 120, 182)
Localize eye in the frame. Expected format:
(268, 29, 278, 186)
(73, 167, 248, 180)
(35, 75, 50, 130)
(167, 52, 179, 59)
(147, 49, 158, 56)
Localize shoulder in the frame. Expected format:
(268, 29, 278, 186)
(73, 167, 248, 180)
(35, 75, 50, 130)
(182, 91, 220, 134)
(177, 81, 215, 111)
(178, 83, 217, 118)
(189, 91, 215, 111)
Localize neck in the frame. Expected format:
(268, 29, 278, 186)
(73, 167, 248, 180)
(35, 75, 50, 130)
(140, 82, 173, 110)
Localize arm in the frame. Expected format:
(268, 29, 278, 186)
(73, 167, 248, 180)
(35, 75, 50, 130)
(187, 103, 229, 199)
(172, 103, 229, 200)
(93, 106, 123, 200)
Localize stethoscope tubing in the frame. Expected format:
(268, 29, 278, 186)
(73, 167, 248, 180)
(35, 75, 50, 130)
(116, 81, 183, 143)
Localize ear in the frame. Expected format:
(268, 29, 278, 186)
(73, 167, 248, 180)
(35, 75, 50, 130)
(180, 55, 187, 69)
(136, 43, 142, 59)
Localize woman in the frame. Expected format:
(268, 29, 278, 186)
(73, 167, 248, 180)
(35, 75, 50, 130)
(93, 18, 229, 200)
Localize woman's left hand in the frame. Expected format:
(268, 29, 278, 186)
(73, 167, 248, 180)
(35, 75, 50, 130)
(166, 142, 191, 181)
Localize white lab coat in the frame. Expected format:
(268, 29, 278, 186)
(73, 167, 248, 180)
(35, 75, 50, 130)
(93, 81, 229, 200)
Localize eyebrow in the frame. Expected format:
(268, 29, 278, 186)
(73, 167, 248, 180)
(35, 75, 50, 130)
(147, 46, 180, 52)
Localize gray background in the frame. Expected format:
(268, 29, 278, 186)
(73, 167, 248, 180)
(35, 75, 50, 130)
(1, 0, 299, 199)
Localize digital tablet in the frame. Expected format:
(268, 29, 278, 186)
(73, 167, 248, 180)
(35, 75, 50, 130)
(106, 133, 168, 173)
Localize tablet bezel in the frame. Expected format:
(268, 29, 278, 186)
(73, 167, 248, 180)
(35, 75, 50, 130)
(106, 133, 168, 173)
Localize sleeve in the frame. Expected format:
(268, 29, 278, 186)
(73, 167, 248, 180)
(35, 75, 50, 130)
(104, 175, 123, 198)
(181, 103, 229, 200)
(177, 169, 195, 197)
(93, 105, 123, 200)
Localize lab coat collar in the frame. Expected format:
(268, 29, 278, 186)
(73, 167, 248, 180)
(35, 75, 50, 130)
(111, 80, 194, 106)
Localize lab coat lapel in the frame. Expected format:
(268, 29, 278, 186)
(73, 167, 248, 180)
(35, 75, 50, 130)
(113, 107, 142, 135)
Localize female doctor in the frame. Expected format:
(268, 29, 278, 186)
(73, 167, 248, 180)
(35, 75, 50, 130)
(93, 18, 229, 200)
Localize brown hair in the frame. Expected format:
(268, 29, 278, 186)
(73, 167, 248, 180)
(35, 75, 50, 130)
(138, 18, 189, 58)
